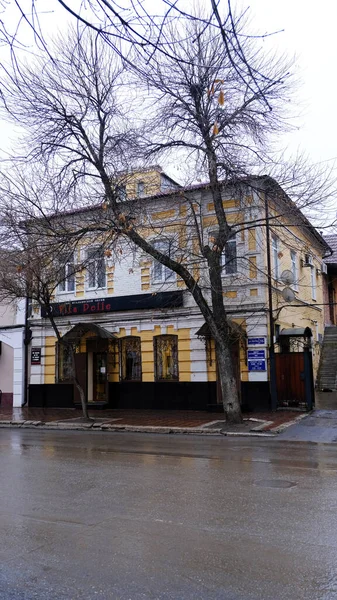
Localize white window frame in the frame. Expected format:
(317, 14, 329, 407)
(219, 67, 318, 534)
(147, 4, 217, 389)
(290, 250, 298, 291)
(86, 247, 106, 290)
(58, 255, 75, 294)
(137, 181, 145, 198)
(311, 265, 316, 300)
(272, 236, 279, 280)
(222, 236, 237, 275)
(152, 239, 175, 283)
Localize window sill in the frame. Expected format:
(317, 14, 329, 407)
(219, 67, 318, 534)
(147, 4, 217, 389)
(57, 290, 75, 296)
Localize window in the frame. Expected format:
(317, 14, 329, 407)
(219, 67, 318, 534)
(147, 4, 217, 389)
(58, 254, 75, 293)
(154, 335, 179, 381)
(152, 240, 175, 283)
(87, 247, 106, 289)
(290, 250, 298, 291)
(117, 185, 127, 201)
(137, 181, 145, 198)
(120, 337, 142, 381)
(223, 237, 237, 274)
(57, 342, 73, 382)
(311, 265, 316, 300)
(272, 236, 279, 280)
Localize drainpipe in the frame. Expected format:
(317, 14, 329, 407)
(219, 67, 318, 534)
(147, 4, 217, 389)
(264, 192, 277, 410)
(23, 295, 31, 406)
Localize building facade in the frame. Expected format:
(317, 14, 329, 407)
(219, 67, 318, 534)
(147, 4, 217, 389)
(4, 169, 330, 410)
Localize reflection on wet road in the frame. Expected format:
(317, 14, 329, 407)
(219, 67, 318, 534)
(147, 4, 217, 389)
(0, 430, 336, 599)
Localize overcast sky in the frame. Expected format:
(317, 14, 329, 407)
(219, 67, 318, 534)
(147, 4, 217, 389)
(1, 0, 336, 171)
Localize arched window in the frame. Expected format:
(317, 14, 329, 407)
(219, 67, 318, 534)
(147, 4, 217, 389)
(120, 336, 142, 381)
(154, 335, 179, 381)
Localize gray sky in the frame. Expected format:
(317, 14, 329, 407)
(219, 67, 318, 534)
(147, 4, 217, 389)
(1, 0, 336, 170)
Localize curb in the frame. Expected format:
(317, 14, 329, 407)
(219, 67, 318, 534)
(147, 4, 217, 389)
(0, 420, 279, 437)
(269, 412, 310, 433)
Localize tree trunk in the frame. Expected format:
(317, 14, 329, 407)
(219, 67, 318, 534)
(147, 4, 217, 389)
(216, 338, 242, 423)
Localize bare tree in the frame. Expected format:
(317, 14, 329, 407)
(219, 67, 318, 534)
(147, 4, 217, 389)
(0, 167, 99, 419)
(0, 22, 335, 422)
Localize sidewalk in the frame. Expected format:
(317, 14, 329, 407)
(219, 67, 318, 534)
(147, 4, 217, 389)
(0, 406, 307, 436)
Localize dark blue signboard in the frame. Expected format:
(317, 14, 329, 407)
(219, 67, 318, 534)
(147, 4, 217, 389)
(247, 349, 266, 360)
(248, 337, 266, 346)
(248, 360, 267, 372)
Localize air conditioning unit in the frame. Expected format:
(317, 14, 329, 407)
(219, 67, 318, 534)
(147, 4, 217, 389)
(321, 262, 328, 275)
(302, 253, 313, 267)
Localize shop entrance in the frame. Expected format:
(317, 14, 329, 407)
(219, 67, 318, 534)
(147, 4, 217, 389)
(59, 323, 117, 407)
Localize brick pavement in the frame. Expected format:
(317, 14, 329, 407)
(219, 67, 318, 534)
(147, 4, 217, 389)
(0, 406, 306, 430)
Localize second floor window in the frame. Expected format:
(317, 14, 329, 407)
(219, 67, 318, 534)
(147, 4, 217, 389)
(152, 240, 175, 283)
(223, 237, 237, 275)
(272, 236, 279, 280)
(311, 265, 316, 300)
(137, 181, 145, 198)
(58, 254, 75, 293)
(87, 248, 106, 289)
(290, 250, 298, 290)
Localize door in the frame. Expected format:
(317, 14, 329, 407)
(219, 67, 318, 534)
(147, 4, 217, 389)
(93, 352, 108, 402)
(275, 352, 306, 406)
(74, 353, 87, 405)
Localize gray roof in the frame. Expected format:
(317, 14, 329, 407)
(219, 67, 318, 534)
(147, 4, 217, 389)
(323, 235, 337, 263)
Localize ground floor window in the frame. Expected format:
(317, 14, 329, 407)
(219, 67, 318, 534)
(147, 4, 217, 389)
(154, 335, 179, 381)
(120, 336, 142, 381)
(57, 342, 73, 382)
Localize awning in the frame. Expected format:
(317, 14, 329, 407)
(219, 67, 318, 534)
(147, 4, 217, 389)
(61, 323, 116, 343)
(279, 327, 312, 338)
(196, 320, 246, 339)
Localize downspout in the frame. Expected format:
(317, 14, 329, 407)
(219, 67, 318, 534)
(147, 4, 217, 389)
(264, 192, 277, 410)
(23, 295, 31, 406)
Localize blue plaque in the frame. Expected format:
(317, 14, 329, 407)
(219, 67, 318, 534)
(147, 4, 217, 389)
(247, 349, 266, 360)
(248, 337, 266, 346)
(248, 359, 267, 371)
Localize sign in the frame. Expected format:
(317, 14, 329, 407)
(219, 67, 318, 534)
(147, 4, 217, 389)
(248, 359, 266, 372)
(248, 337, 266, 346)
(247, 349, 266, 360)
(41, 291, 183, 318)
(31, 347, 41, 365)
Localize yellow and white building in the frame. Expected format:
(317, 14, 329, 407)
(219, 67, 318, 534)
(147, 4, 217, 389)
(5, 168, 330, 410)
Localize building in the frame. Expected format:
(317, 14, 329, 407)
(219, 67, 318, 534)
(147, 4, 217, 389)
(3, 168, 330, 410)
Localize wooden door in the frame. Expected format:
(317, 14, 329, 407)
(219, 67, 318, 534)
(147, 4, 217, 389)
(74, 353, 87, 404)
(275, 353, 305, 405)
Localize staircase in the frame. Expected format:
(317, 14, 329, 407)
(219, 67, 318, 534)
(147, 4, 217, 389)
(317, 326, 337, 390)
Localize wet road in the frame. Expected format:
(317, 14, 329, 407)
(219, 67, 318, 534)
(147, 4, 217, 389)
(0, 430, 337, 600)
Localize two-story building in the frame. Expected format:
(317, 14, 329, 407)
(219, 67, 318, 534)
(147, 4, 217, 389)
(4, 167, 330, 411)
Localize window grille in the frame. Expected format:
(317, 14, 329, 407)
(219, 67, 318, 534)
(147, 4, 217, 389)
(120, 336, 142, 381)
(154, 335, 179, 381)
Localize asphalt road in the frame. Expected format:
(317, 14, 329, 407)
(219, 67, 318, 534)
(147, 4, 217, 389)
(0, 430, 337, 600)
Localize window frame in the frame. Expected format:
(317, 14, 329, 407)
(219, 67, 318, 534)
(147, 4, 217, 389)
(58, 254, 75, 294)
(151, 239, 175, 284)
(86, 247, 106, 290)
(272, 236, 280, 280)
(222, 236, 237, 275)
(137, 181, 145, 198)
(311, 265, 317, 301)
(120, 336, 142, 382)
(290, 250, 298, 291)
(153, 334, 179, 382)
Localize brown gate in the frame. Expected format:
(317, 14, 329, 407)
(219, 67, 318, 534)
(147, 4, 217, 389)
(274, 352, 306, 406)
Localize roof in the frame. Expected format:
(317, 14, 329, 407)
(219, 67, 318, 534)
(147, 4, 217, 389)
(31, 174, 329, 253)
(323, 234, 337, 263)
(62, 323, 116, 343)
(280, 327, 312, 337)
